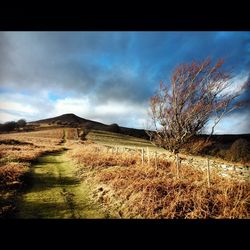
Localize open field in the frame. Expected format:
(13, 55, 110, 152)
(0, 127, 249, 218)
(87, 130, 158, 149)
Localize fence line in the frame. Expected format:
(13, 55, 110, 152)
(89, 144, 249, 181)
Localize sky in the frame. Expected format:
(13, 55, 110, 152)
(0, 31, 249, 134)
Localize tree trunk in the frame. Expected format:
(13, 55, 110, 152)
(141, 148, 144, 166)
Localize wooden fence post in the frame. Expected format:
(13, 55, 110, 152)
(141, 148, 144, 166)
(176, 154, 180, 178)
(147, 147, 150, 166)
(207, 157, 211, 188)
(154, 151, 157, 169)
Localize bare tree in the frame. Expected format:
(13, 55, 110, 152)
(147, 58, 248, 177)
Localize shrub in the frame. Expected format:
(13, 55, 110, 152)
(17, 119, 27, 128)
(0, 121, 17, 132)
(229, 138, 250, 163)
(181, 137, 213, 155)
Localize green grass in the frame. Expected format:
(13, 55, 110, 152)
(14, 151, 109, 219)
(3, 128, 169, 218)
(87, 129, 166, 152)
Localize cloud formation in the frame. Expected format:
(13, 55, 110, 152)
(0, 32, 249, 132)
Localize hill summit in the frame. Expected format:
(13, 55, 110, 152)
(31, 113, 148, 139)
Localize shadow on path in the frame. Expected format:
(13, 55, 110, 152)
(14, 151, 107, 219)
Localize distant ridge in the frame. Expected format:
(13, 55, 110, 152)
(30, 113, 149, 139)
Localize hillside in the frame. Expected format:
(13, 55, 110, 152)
(1, 127, 249, 219)
(30, 113, 149, 139)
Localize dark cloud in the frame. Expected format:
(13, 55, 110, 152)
(234, 72, 250, 119)
(1, 32, 249, 100)
(150, 32, 250, 83)
(0, 32, 133, 95)
(0, 32, 249, 132)
(94, 64, 153, 104)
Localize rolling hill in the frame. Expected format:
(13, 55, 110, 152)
(30, 113, 149, 139)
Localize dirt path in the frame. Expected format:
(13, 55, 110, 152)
(14, 151, 107, 218)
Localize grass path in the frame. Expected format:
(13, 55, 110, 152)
(14, 151, 107, 219)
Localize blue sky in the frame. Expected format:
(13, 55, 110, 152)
(0, 32, 249, 134)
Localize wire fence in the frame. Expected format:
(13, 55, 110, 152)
(97, 144, 250, 183)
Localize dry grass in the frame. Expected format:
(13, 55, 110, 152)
(0, 129, 65, 217)
(1, 128, 249, 219)
(0, 138, 63, 164)
(65, 128, 78, 140)
(6, 128, 65, 139)
(67, 143, 250, 219)
(0, 162, 29, 186)
(68, 144, 140, 169)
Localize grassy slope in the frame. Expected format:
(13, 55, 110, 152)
(1, 128, 249, 218)
(14, 151, 108, 219)
(86, 130, 250, 166)
(1, 128, 111, 218)
(67, 132, 250, 218)
(86, 129, 166, 152)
